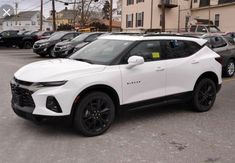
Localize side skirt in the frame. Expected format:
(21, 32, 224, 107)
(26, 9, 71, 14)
(119, 92, 193, 111)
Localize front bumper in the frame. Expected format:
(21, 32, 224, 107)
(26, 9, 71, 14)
(33, 47, 48, 55)
(54, 48, 74, 58)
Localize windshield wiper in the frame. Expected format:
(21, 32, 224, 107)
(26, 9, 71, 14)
(74, 58, 94, 64)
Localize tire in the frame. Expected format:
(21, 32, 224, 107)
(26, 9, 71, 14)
(191, 78, 217, 112)
(74, 92, 115, 136)
(48, 46, 56, 58)
(38, 53, 47, 57)
(23, 41, 33, 49)
(224, 59, 235, 77)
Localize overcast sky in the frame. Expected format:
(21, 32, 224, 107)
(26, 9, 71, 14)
(0, 0, 117, 18)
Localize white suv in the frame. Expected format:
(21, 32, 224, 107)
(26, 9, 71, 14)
(11, 34, 222, 136)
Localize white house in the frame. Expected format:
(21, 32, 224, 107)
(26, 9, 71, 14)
(2, 11, 52, 31)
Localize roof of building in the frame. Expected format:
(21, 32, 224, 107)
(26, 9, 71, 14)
(3, 11, 39, 22)
(101, 19, 121, 28)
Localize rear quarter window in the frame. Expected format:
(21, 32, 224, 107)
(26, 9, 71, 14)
(161, 40, 201, 59)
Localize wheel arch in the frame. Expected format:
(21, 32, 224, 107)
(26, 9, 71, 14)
(71, 84, 120, 117)
(194, 71, 219, 91)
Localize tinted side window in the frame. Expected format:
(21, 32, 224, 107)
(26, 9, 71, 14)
(197, 26, 207, 33)
(161, 40, 201, 59)
(190, 26, 196, 32)
(85, 34, 99, 42)
(210, 36, 227, 48)
(62, 34, 74, 40)
(128, 41, 163, 62)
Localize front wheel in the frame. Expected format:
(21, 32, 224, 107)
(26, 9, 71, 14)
(192, 78, 217, 112)
(74, 92, 115, 136)
(23, 41, 33, 49)
(224, 59, 235, 77)
(48, 46, 56, 58)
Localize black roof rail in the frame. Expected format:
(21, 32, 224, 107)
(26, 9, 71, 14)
(143, 33, 199, 38)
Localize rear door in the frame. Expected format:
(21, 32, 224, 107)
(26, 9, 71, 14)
(161, 40, 203, 95)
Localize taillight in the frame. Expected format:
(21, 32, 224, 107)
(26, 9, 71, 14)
(215, 57, 223, 64)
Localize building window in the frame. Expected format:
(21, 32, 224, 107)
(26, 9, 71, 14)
(218, 0, 235, 4)
(127, 0, 134, 5)
(136, 0, 144, 3)
(126, 14, 133, 28)
(194, 0, 198, 3)
(32, 21, 36, 25)
(136, 12, 144, 27)
(199, 0, 210, 7)
(215, 14, 220, 27)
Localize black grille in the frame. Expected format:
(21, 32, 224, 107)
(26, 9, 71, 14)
(34, 44, 40, 48)
(11, 83, 35, 108)
(54, 47, 61, 51)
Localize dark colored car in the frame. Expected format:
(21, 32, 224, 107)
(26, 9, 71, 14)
(224, 32, 235, 42)
(0, 30, 19, 47)
(18, 31, 54, 49)
(33, 31, 80, 57)
(202, 34, 235, 77)
(53, 32, 105, 58)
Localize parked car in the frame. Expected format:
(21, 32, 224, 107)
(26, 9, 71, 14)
(224, 32, 235, 42)
(11, 34, 222, 136)
(189, 25, 221, 33)
(0, 30, 19, 47)
(54, 32, 104, 58)
(18, 31, 54, 49)
(33, 31, 80, 57)
(202, 34, 235, 77)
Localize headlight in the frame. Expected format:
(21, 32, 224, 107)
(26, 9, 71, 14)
(40, 42, 49, 47)
(33, 80, 67, 87)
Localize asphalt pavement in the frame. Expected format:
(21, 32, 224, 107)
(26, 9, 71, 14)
(0, 48, 235, 163)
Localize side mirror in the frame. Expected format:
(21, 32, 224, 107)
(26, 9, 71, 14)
(127, 56, 144, 69)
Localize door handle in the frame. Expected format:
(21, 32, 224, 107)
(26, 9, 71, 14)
(192, 60, 199, 64)
(156, 67, 165, 71)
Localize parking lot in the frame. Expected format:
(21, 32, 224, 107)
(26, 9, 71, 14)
(0, 48, 235, 163)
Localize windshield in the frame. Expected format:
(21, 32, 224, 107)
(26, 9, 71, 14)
(71, 33, 89, 43)
(70, 39, 133, 65)
(208, 26, 220, 33)
(49, 32, 67, 40)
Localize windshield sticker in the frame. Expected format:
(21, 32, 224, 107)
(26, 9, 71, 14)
(152, 52, 160, 59)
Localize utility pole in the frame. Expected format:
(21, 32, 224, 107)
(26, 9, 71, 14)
(109, 0, 113, 32)
(81, 0, 84, 28)
(40, 0, 43, 31)
(150, 0, 153, 29)
(178, 5, 180, 33)
(161, 0, 165, 32)
(15, 1, 18, 26)
(52, 0, 56, 31)
(208, 2, 211, 33)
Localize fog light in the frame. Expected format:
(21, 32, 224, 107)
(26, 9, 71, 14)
(46, 96, 62, 113)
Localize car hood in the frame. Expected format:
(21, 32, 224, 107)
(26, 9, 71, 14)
(35, 39, 50, 44)
(75, 42, 89, 48)
(56, 41, 79, 47)
(14, 59, 106, 82)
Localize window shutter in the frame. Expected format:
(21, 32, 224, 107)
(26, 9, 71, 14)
(136, 13, 138, 27)
(126, 14, 128, 28)
(142, 12, 144, 27)
(131, 14, 133, 27)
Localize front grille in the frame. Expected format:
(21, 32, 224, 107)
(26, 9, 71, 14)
(54, 47, 61, 51)
(11, 83, 35, 108)
(33, 44, 40, 49)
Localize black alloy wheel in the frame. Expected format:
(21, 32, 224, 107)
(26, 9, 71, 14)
(192, 78, 217, 112)
(23, 41, 33, 49)
(74, 92, 115, 136)
(48, 46, 56, 58)
(225, 59, 235, 77)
